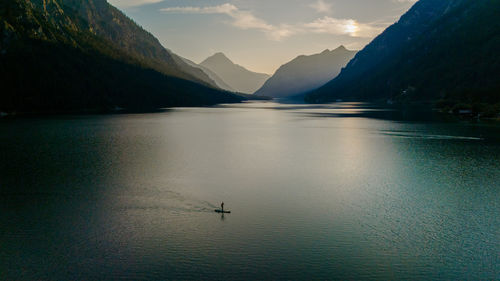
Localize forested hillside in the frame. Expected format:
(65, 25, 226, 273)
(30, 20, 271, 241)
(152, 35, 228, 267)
(0, 0, 243, 113)
(305, 0, 500, 115)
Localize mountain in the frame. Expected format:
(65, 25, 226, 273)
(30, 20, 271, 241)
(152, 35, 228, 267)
(51, 0, 219, 88)
(180, 57, 235, 92)
(305, 0, 500, 113)
(0, 0, 244, 112)
(200, 53, 270, 94)
(254, 46, 356, 98)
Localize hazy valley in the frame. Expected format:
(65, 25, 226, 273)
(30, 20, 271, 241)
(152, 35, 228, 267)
(1, 0, 499, 280)
(1, 0, 499, 116)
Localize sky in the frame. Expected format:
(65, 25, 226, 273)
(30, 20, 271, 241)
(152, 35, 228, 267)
(109, 0, 417, 74)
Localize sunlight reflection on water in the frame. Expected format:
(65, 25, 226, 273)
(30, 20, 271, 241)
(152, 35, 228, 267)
(1, 102, 499, 280)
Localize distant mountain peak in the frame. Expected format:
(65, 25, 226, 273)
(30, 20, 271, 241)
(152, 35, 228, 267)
(200, 53, 270, 94)
(254, 47, 357, 98)
(213, 52, 227, 57)
(203, 52, 233, 64)
(320, 46, 349, 55)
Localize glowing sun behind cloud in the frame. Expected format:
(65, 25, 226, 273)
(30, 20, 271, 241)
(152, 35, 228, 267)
(344, 20, 359, 36)
(115, 0, 418, 73)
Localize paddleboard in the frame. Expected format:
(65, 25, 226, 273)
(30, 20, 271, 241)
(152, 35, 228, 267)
(215, 209, 231, 214)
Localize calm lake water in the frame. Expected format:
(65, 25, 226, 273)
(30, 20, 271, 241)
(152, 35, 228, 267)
(1, 102, 499, 280)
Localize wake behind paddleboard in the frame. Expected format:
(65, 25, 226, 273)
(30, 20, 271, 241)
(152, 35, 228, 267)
(215, 209, 231, 214)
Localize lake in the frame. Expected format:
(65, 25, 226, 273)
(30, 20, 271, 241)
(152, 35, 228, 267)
(1, 102, 499, 280)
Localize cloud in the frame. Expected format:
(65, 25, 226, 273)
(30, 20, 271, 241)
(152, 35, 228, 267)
(309, 0, 333, 14)
(161, 3, 384, 40)
(161, 3, 238, 14)
(161, 3, 291, 40)
(108, 0, 163, 8)
(305, 17, 384, 37)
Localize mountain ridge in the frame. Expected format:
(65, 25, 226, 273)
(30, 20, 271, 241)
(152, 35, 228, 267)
(305, 0, 500, 113)
(46, 0, 220, 88)
(200, 53, 270, 94)
(180, 57, 235, 92)
(0, 0, 245, 112)
(254, 46, 356, 98)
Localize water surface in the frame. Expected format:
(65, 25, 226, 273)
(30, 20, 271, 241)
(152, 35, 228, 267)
(1, 102, 499, 280)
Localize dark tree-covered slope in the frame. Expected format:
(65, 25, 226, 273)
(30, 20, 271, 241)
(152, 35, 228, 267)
(0, 0, 243, 112)
(305, 0, 500, 108)
(52, 0, 218, 87)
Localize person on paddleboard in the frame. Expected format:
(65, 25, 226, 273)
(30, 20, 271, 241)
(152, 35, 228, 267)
(221, 202, 224, 212)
